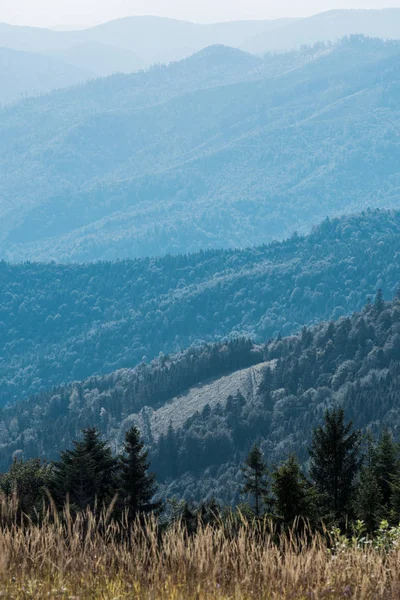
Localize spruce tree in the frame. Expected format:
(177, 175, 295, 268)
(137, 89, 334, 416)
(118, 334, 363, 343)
(374, 428, 399, 514)
(119, 426, 160, 520)
(355, 435, 383, 532)
(272, 454, 316, 526)
(374, 289, 385, 314)
(309, 408, 361, 523)
(50, 428, 118, 513)
(241, 445, 269, 517)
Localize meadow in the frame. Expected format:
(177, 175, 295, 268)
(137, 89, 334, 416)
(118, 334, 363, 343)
(1, 496, 400, 600)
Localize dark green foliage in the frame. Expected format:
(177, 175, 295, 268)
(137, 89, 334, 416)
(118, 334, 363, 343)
(309, 409, 362, 523)
(0, 457, 49, 520)
(355, 438, 384, 533)
(49, 428, 118, 514)
(0, 338, 259, 472)
(119, 426, 160, 519)
(1, 209, 400, 408)
(241, 445, 269, 516)
(5, 290, 400, 503)
(271, 455, 316, 526)
(374, 429, 400, 512)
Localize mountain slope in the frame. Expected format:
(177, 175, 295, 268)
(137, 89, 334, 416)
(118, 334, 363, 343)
(2, 287, 400, 504)
(243, 9, 400, 55)
(119, 360, 272, 445)
(1, 37, 400, 261)
(45, 42, 143, 77)
(0, 47, 93, 105)
(0, 209, 399, 408)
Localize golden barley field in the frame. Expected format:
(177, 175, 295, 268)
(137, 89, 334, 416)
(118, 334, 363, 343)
(1, 497, 400, 600)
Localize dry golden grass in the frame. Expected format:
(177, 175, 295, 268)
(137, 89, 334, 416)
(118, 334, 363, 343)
(0, 495, 399, 599)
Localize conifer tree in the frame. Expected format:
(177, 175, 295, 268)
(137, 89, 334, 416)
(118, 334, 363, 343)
(309, 408, 361, 523)
(374, 428, 399, 513)
(355, 434, 383, 532)
(374, 289, 385, 314)
(119, 426, 160, 519)
(50, 428, 118, 513)
(272, 454, 316, 526)
(241, 445, 269, 517)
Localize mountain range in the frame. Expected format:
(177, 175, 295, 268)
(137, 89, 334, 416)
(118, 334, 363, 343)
(3, 14, 400, 504)
(0, 16, 292, 80)
(3, 9, 400, 74)
(3, 9, 400, 99)
(1, 266, 398, 503)
(1, 36, 400, 261)
(0, 208, 398, 407)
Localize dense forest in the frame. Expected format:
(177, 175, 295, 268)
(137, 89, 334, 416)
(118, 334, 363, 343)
(3, 408, 400, 534)
(1, 209, 400, 406)
(153, 290, 400, 503)
(2, 37, 400, 261)
(2, 289, 400, 504)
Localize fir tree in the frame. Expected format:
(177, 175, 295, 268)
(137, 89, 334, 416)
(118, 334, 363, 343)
(272, 454, 316, 526)
(309, 408, 361, 523)
(119, 426, 160, 520)
(374, 289, 385, 314)
(355, 435, 383, 532)
(50, 428, 118, 513)
(241, 445, 269, 517)
(374, 428, 399, 514)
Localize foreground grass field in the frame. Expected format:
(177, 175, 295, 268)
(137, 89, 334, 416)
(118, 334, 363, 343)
(1, 500, 400, 599)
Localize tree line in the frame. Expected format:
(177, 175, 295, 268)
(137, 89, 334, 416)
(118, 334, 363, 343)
(3, 288, 400, 505)
(2, 407, 400, 535)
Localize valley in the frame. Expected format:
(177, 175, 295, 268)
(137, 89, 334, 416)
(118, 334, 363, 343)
(2, 11, 400, 597)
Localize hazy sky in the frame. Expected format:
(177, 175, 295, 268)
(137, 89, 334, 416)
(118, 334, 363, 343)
(2, 0, 400, 28)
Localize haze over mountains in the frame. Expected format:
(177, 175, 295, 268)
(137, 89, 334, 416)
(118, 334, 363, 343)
(2, 35, 400, 261)
(0, 16, 293, 80)
(243, 8, 400, 54)
(2, 9, 400, 93)
(3, 8, 400, 503)
(0, 47, 93, 105)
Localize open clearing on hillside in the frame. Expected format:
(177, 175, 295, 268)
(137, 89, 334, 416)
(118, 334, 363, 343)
(118, 360, 275, 443)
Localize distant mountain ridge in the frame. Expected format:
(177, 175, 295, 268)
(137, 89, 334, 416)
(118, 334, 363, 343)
(2, 37, 400, 261)
(243, 9, 400, 55)
(3, 8, 400, 81)
(0, 46, 94, 105)
(0, 16, 293, 77)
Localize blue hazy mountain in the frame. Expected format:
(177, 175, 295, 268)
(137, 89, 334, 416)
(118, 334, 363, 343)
(0, 46, 94, 105)
(43, 42, 144, 77)
(2, 9, 400, 77)
(0, 16, 293, 75)
(1, 37, 400, 262)
(243, 8, 400, 54)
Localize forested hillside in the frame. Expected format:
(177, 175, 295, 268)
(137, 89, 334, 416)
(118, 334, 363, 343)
(2, 37, 400, 261)
(1, 209, 400, 407)
(2, 288, 400, 504)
